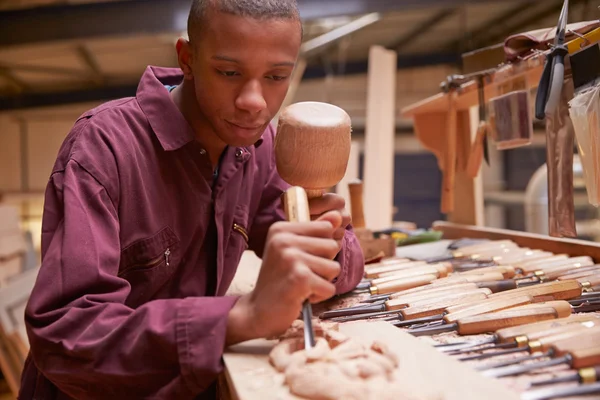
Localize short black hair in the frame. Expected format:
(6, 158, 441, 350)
(187, 0, 302, 41)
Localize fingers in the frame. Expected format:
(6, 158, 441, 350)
(297, 252, 341, 282)
(315, 210, 343, 230)
(276, 234, 340, 260)
(309, 193, 345, 216)
(308, 274, 337, 303)
(268, 220, 335, 241)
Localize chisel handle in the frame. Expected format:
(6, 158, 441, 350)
(384, 283, 478, 307)
(365, 261, 428, 278)
(456, 240, 517, 255)
(476, 279, 518, 293)
(540, 326, 600, 356)
(571, 347, 600, 369)
(558, 270, 600, 281)
(347, 180, 366, 229)
(520, 256, 593, 274)
(517, 254, 568, 271)
(544, 265, 600, 281)
(443, 271, 506, 284)
(388, 282, 478, 300)
(443, 294, 534, 324)
(370, 274, 437, 295)
(398, 291, 490, 320)
(456, 301, 572, 336)
(489, 280, 582, 302)
(282, 186, 315, 349)
(460, 266, 516, 279)
(577, 274, 600, 289)
(495, 314, 600, 344)
(374, 263, 449, 281)
(385, 284, 486, 311)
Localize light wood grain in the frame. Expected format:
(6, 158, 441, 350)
(223, 321, 520, 400)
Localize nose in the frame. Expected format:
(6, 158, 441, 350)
(235, 79, 267, 114)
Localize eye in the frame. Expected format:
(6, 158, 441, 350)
(267, 75, 288, 82)
(217, 70, 240, 77)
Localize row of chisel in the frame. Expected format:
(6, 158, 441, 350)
(320, 238, 600, 399)
(438, 314, 600, 400)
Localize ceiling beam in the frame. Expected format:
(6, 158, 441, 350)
(443, 2, 540, 53)
(76, 45, 105, 86)
(0, 0, 535, 48)
(475, 0, 584, 50)
(390, 9, 458, 52)
(0, 51, 460, 111)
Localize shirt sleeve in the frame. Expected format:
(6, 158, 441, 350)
(25, 159, 238, 399)
(247, 130, 364, 295)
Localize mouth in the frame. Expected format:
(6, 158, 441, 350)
(226, 121, 264, 131)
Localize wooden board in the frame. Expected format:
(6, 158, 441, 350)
(433, 221, 600, 262)
(222, 321, 520, 400)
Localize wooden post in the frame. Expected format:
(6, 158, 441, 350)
(363, 45, 397, 230)
(336, 140, 361, 209)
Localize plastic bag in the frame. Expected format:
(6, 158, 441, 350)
(568, 84, 600, 207)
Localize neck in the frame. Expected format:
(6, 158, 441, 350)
(170, 80, 226, 167)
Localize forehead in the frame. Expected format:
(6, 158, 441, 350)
(195, 11, 302, 61)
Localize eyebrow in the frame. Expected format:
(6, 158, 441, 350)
(211, 55, 295, 68)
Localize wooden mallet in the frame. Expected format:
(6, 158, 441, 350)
(275, 101, 352, 349)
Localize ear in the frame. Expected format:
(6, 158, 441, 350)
(175, 38, 194, 80)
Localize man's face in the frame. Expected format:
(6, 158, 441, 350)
(188, 12, 302, 147)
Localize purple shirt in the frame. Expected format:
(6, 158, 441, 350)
(19, 66, 364, 400)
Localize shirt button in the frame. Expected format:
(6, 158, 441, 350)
(235, 149, 243, 158)
(199, 149, 206, 155)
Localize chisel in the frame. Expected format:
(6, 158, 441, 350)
(397, 280, 585, 328)
(393, 294, 534, 328)
(436, 314, 599, 352)
(529, 365, 600, 387)
(518, 256, 594, 276)
(367, 271, 506, 297)
(482, 330, 600, 378)
(449, 317, 600, 356)
(362, 262, 451, 282)
(282, 186, 315, 349)
(405, 300, 573, 337)
(319, 288, 491, 320)
(425, 240, 518, 263)
(458, 321, 599, 361)
(521, 382, 600, 400)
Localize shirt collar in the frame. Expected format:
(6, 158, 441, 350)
(136, 65, 266, 151)
(136, 66, 195, 151)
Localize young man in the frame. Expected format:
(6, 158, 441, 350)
(19, 0, 364, 399)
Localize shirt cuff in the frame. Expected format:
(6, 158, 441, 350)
(333, 229, 365, 294)
(176, 296, 239, 394)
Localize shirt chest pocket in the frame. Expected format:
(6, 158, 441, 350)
(118, 226, 180, 308)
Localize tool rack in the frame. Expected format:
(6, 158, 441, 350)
(400, 26, 600, 229)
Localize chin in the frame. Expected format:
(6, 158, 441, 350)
(220, 122, 267, 147)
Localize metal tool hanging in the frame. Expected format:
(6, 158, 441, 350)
(535, 0, 569, 120)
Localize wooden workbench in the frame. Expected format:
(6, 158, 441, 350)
(222, 222, 600, 400)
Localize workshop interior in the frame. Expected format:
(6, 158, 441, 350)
(2, 0, 600, 399)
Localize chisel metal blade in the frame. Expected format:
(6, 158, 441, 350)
(475, 352, 551, 371)
(521, 382, 600, 400)
(481, 354, 570, 378)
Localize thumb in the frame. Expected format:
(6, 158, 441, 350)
(316, 210, 343, 230)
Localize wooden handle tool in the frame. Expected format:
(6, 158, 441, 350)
(407, 301, 572, 337)
(282, 187, 315, 349)
(460, 266, 516, 279)
(529, 365, 600, 387)
(450, 317, 600, 356)
(443, 294, 535, 324)
(370, 264, 450, 285)
(543, 264, 600, 281)
(459, 323, 598, 362)
(439, 314, 600, 353)
(394, 290, 491, 319)
(347, 180, 366, 229)
(365, 261, 428, 278)
(483, 338, 600, 378)
(578, 274, 600, 291)
(369, 274, 439, 295)
(519, 256, 593, 275)
(489, 280, 583, 302)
